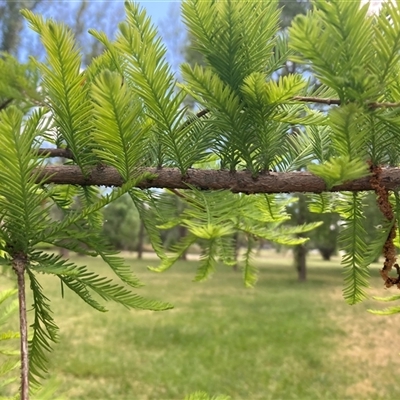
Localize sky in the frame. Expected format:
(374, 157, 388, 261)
(138, 0, 177, 24)
(141, 0, 385, 21)
(17, 0, 387, 64)
(16, 0, 180, 63)
(137, 0, 185, 70)
(361, 0, 384, 14)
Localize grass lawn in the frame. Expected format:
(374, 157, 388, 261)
(2, 251, 400, 399)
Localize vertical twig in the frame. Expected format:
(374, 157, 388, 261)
(12, 254, 29, 400)
(369, 163, 400, 287)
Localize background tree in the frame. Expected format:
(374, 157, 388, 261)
(309, 213, 340, 261)
(279, 0, 310, 28)
(287, 196, 340, 262)
(0, 0, 124, 62)
(0, 0, 44, 54)
(102, 194, 142, 252)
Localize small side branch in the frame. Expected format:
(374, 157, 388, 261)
(36, 148, 74, 159)
(367, 101, 400, 109)
(0, 98, 13, 111)
(12, 254, 29, 400)
(293, 96, 400, 109)
(292, 96, 341, 106)
(33, 165, 400, 193)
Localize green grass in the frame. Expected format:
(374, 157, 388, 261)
(2, 251, 400, 399)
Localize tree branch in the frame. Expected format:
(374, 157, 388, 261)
(12, 254, 29, 400)
(34, 165, 400, 193)
(292, 96, 341, 106)
(292, 96, 400, 109)
(36, 148, 74, 159)
(0, 98, 13, 111)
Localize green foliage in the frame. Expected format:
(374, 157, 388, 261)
(149, 188, 319, 286)
(2, 0, 400, 394)
(307, 193, 336, 214)
(22, 10, 94, 170)
(336, 192, 370, 304)
(0, 106, 50, 253)
(27, 270, 59, 386)
(91, 70, 151, 180)
(0, 5, 174, 385)
(308, 156, 369, 190)
(290, 0, 400, 167)
(290, 0, 375, 102)
(180, 0, 319, 174)
(242, 237, 257, 288)
(5, 2, 400, 288)
(0, 53, 42, 112)
(182, 0, 281, 89)
(369, 293, 400, 315)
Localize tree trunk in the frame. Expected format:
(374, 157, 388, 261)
(179, 225, 187, 260)
(137, 220, 144, 259)
(294, 193, 307, 281)
(13, 255, 29, 400)
(294, 244, 307, 281)
(0, 1, 23, 54)
(232, 232, 239, 271)
(58, 247, 69, 258)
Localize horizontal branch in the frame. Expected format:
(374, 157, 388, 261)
(36, 148, 74, 159)
(292, 96, 341, 106)
(35, 110, 211, 160)
(293, 96, 400, 109)
(34, 165, 400, 193)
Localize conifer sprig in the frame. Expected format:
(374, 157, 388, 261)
(337, 192, 370, 304)
(21, 10, 94, 172)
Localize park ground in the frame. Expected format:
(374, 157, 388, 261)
(2, 250, 400, 399)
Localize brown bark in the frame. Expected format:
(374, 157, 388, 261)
(179, 225, 188, 261)
(12, 254, 29, 400)
(295, 244, 307, 281)
(137, 220, 145, 259)
(36, 148, 74, 159)
(33, 165, 400, 194)
(369, 163, 400, 288)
